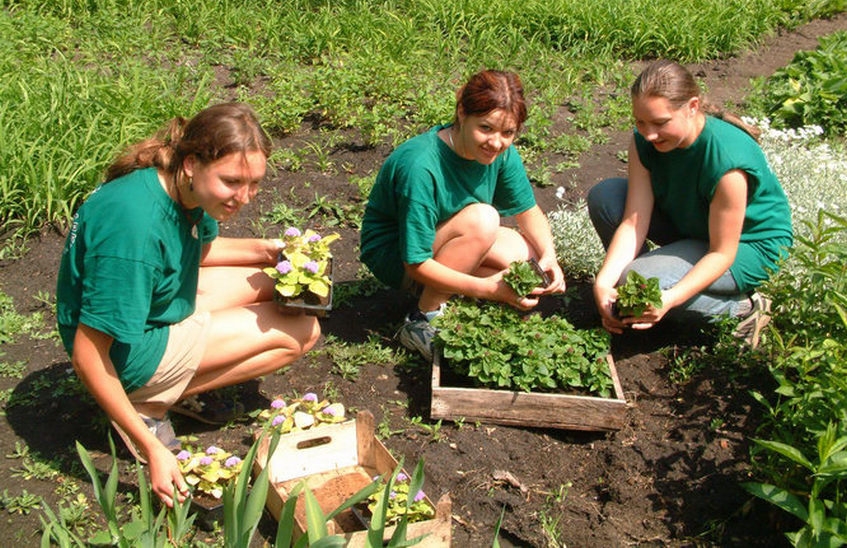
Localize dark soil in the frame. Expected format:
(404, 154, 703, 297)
(2, 14, 846, 547)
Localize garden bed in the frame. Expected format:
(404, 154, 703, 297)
(431, 353, 627, 431)
(253, 410, 452, 546)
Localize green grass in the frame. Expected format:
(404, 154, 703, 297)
(0, 0, 841, 243)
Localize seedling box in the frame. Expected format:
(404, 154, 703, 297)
(431, 353, 627, 431)
(254, 410, 452, 546)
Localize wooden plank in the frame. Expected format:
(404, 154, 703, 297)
(265, 419, 359, 483)
(431, 353, 627, 431)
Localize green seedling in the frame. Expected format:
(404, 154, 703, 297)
(614, 270, 662, 318)
(504, 259, 550, 297)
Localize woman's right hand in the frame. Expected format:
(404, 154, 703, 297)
(594, 283, 626, 334)
(147, 444, 190, 508)
(488, 271, 538, 311)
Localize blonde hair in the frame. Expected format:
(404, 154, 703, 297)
(105, 103, 272, 188)
(632, 60, 760, 141)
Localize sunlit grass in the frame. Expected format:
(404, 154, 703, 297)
(0, 0, 842, 243)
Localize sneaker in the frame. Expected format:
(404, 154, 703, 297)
(397, 310, 438, 363)
(171, 394, 245, 425)
(733, 293, 772, 349)
(111, 414, 180, 464)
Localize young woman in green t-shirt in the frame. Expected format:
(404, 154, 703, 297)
(360, 70, 567, 361)
(57, 103, 320, 508)
(588, 60, 793, 347)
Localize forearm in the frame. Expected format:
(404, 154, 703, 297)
(662, 251, 734, 309)
(72, 324, 161, 459)
(200, 237, 282, 267)
(516, 206, 556, 260)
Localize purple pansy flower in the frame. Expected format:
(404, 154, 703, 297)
(413, 490, 426, 502)
(205, 446, 220, 455)
(284, 227, 301, 237)
(303, 261, 319, 274)
(224, 456, 242, 468)
(199, 456, 214, 466)
(389, 491, 397, 499)
(302, 392, 318, 402)
(322, 405, 337, 416)
(396, 472, 408, 482)
(271, 398, 286, 409)
(272, 415, 285, 427)
(176, 450, 191, 461)
(276, 260, 292, 275)
(308, 234, 322, 242)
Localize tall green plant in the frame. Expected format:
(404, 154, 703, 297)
(743, 422, 847, 546)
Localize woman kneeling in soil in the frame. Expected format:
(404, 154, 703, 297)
(588, 60, 793, 347)
(360, 69, 566, 362)
(56, 103, 320, 506)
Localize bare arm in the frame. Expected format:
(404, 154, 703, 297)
(659, 169, 747, 310)
(72, 324, 188, 506)
(514, 205, 566, 294)
(200, 237, 281, 267)
(594, 138, 654, 332)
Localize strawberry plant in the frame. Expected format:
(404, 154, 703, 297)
(614, 271, 662, 318)
(433, 299, 613, 396)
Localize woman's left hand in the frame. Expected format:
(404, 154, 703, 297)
(621, 290, 672, 329)
(531, 256, 566, 296)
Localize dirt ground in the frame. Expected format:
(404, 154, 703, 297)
(2, 14, 847, 547)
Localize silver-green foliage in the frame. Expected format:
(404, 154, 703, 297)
(548, 199, 605, 281)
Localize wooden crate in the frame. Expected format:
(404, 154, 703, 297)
(431, 354, 627, 431)
(254, 410, 451, 546)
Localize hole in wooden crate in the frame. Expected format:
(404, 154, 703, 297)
(296, 436, 332, 450)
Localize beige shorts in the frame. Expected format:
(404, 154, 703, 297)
(127, 311, 211, 408)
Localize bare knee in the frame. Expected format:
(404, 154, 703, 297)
(436, 203, 501, 252)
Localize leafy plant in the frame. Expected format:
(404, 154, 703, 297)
(614, 270, 663, 318)
(263, 227, 340, 300)
(366, 468, 434, 526)
(749, 31, 847, 136)
(434, 299, 613, 396)
(503, 259, 548, 296)
(743, 422, 847, 547)
(255, 392, 348, 434)
(176, 444, 244, 500)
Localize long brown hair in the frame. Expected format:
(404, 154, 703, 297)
(454, 70, 528, 131)
(104, 102, 272, 190)
(631, 60, 760, 141)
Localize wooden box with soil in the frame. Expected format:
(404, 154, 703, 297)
(431, 353, 627, 431)
(254, 410, 451, 546)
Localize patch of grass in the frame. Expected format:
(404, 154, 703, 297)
(321, 334, 398, 380)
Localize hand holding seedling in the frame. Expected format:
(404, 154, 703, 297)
(615, 271, 662, 317)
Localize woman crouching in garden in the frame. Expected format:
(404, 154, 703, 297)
(56, 103, 320, 506)
(588, 60, 793, 347)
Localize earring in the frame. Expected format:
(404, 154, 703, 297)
(188, 176, 193, 191)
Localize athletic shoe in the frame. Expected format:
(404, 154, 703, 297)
(397, 310, 438, 362)
(733, 293, 772, 349)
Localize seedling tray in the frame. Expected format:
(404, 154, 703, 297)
(431, 353, 627, 431)
(254, 410, 451, 546)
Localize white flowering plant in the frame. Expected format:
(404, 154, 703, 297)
(263, 227, 340, 300)
(176, 445, 243, 499)
(256, 392, 347, 434)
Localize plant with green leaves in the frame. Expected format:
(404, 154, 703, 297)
(176, 444, 244, 500)
(263, 227, 341, 300)
(367, 463, 434, 526)
(503, 259, 547, 297)
(749, 31, 847, 136)
(255, 392, 347, 434)
(41, 436, 195, 547)
(743, 422, 847, 547)
(434, 299, 612, 396)
(614, 270, 663, 318)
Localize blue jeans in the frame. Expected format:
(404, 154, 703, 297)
(587, 178, 750, 320)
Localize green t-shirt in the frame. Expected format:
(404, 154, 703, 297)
(360, 125, 536, 288)
(634, 116, 793, 292)
(56, 168, 218, 392)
